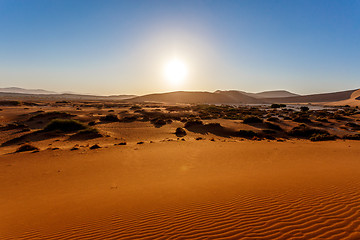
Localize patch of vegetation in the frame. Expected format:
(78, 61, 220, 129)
(265, 122, 283, 131)
(236, 130, 258, 138)
(130, 105, 142, 110)
(184, 119, 203, 128)
(100, 114, 119, 122)
(270, 104, 286, 109)
(293, 116, 311, 123)
(310, 134, 337, 142)
(90, 144, 101, 149)
(175, 127, 187, 137)
(315, 117, 328, 122)
(289, 124, 329, 138)
(27, 111, 73, 121)
(300, 106, 309, 112)
(0, 122, 28, 131)
(0, 100, 21, 106)
(267, 117, 280, 122)
(44, 119, 87, 132)
(69, 128, 102, 140)
(243, 115, 263, 124)
(88, 121, 96, 126)
(342, 134, 360, 140)
(152, 119, 166, 128)
(120, 115, 138, 122)
(16, 144, 39, 153)
(345, 122, 360, 130)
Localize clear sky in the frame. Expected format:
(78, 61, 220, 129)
(0, 0, 359, 95)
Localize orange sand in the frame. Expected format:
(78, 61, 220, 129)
(1, 140, 360, 239)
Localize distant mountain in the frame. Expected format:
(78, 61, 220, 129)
(0, 87, 136, 100)
(0, 87, 57, 95)
(129, 91, 264, 104)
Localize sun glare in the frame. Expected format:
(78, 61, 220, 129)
(163, 59, 188, 86)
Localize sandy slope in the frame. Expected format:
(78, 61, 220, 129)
(329, 89, 360, 107)
(1, 140, 360, 239)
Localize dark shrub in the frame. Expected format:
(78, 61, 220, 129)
(342, 134, 360, 140)
(265, 122, 283, 131)
(267, 117, 280, 122)
(345, 122, 360, 130)
(1, 122, 28, 131)
(44, 119, 87, 132)
(293, 116, 311, 123)
(331, 114, 347, 121)
(100, 114, 119, 122)
(88, 121, 96, 126)
(16, 144, 39, 152)
(283, 116, 292, 120)
(0, 100, 21, 106)
(175, 127, 187, 137)
(270, 104, 281, 108)
(310, 134, 337, 142)
(184, 119, 203, 128)
(120, 115, 138, 122)
(289, 124, 329, 138)
(237, 130, 257, 138)
(28, 111, 73, 122)
(243, 115, 263, 124)
(153, 119, 166, 128)
(300, 106, 309, 112)
(316, 117, 328, 122)
(90, 144, 101, 149)
(130, 105, 142, 110)
(69, 128, 102, 140)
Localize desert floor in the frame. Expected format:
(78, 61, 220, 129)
(1, 140, 360, 239)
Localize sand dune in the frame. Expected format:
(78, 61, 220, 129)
(329, 89, 360, 107)
(264, 89, 358, 104)
(129, 91, 265, 104)
(2, 141, 360, 239)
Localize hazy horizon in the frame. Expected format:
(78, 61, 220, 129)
(1, 0, 359, 95)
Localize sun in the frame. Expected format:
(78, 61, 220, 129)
(163, 59, 188, 85)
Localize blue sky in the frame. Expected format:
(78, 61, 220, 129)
(0, 0, 359, 95)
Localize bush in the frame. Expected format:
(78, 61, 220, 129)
(100, 114, 119, 122)
(44, 119, 87, 132)
(342, 134, 360, 140)
(265, 122, 283, 131)
(130, 105, 142, 110)
(70, 128, 102, 140)
(316, 117, 328, 122)
(310, 134, 337, 141)
(16, 144, 39, 152)
(270, 104, 281, 108)
(300, 106, 309, 112)
(120, 115, 138, 122)
(175, 127, 187, 137)
(237, 130, 257, 138)
(289, 124, 329, 138)
(0, 100, 21, 106)
(153, 119, 166, 128)
(243, 115, 263, 124)
(90, 144, 101, 149)
(184, 119, 203, 128)
(345, 122, 360, 130)
(267, 117, 280, 122)
(293, 116, 311, 123)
